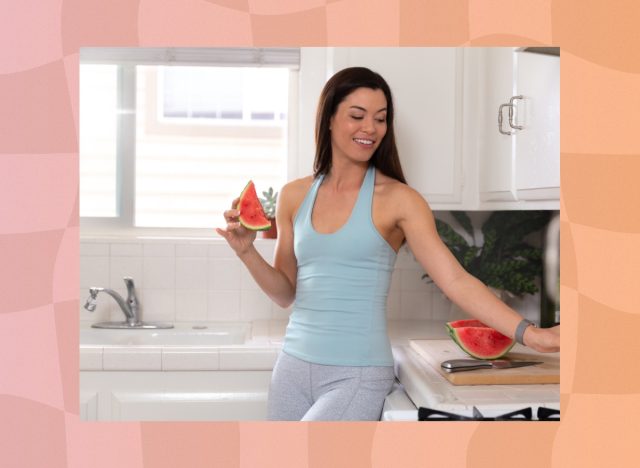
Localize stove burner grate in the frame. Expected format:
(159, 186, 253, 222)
(418, 406, 560, 421)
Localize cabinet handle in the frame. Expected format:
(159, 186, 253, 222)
(498, 95, 524, 135)
(508, 95, 524, 130)
(498, 103, 513, 135)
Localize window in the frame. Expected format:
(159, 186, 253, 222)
(79, 48, 299, 233)
(79, 64, 118, 218)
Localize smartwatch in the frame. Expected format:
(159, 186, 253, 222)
(515, 319, 536, 346)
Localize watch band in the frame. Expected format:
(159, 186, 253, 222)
(515, 319, 535, 346)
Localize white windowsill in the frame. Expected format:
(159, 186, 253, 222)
(80, 231, 276, 244)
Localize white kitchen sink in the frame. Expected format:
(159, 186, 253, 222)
(80, 322, 250, 346)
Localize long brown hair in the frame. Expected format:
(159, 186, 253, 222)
(313, 67, 407, 184)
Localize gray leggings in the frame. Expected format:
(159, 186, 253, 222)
(267, 351, 395, 421)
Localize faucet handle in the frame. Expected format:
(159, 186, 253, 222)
(123, 276, 135, 287)
(123, 277, 137, 296)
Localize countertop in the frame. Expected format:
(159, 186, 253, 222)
(80, 318, 560, 415)
(80, 319, 451, 372)
(392, 344, 560, 415)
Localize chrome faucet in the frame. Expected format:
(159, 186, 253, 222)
(84, 277, 173, 329)
(85, 277, 140, 326)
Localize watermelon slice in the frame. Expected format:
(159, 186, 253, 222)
(238, 181, 272, 231)
(446, 319, 515, 360)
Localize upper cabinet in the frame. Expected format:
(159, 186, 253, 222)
(331, 48, 465, 207)
(311, 48, 560, 210)
(475, 48, 560, 209)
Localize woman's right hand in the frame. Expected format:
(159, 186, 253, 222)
(524, 325, 560, 353)
(215, 197, 257, 256)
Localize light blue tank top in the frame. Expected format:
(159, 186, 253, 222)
(282, 164, 397, 366)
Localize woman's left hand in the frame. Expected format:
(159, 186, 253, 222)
(523, 325, 560, 353)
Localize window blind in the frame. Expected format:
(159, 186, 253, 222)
(80, 47, 301, 69)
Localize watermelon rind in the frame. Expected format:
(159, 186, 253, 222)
(447, 319, 487, 329)
(446, 320, 515, 360)
(238, 180, 272, 231)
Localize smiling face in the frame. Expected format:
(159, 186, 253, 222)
(329, 87, 388, 166)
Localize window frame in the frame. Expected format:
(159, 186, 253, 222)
(79, 47, 300, 238)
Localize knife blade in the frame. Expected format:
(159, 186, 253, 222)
(441, 359, 543, 372)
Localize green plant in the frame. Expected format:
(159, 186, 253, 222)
(259, 187, 278, 219)
(423, 211, 552, 297)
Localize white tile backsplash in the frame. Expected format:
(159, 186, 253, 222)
(176, 243, 209, 258)
(80, 256, 110, 288)
(143, 242, 175, 257)
(400, 268, 429, 291)
(80, 238, 541, 325)
(208, 290, 241, 321)
(140, 288, 175, 322)
(176, 257, 208, 289)
(208, 243, 234, 258)
(175, 289, 208, 322)
(110, 243, 143, 257)
(389, 268, 401, 292)
(80, 242, 109, 256)
(431, 287, 454, 320)
(401, 290, 432, 320)
(143, 257, 176, 289)
(210, 258, 241, 290)
(110, 256, 143, 289)
(240, 289, 272, 321)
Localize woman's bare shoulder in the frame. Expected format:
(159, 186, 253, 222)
(278, 176, 315, 215)
(281, 176, 314, 200)
(283, 175, 314, 191)
(375, 171, 434, 225)
(375, 171, 423, 202)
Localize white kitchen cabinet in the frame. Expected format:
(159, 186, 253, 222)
(331, 48, 465, 207)
(80, 371, 271, 421)
(477, 48, 560, 208)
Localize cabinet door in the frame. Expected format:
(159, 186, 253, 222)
(332, 48, 464, 205)
(478, 48, 560, 206)
(479, 48, 517, 202)
(514, 51, 560, 200)
(108, 390, 268, 421)
(79, 390, 99, 421)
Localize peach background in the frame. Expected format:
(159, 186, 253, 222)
(1, 1, 639, 467)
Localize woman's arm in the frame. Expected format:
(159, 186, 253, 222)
(395, 186, 559, 353)
(216, 182, 299, 308)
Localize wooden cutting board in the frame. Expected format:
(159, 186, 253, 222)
(409, 339, 560, 385)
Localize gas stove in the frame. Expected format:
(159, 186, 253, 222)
(381, 382, 560, 421)
(381, 346, 560, 422)
(418, 405, 559, 421)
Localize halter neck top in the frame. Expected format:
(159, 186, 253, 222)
(282, 165, 397, 366)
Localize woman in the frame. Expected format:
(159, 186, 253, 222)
(217, 67, 560, 421)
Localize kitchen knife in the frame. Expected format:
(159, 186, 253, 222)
(441, 359, 543, 372)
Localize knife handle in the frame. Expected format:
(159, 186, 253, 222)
(441, 359, 491, 372)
